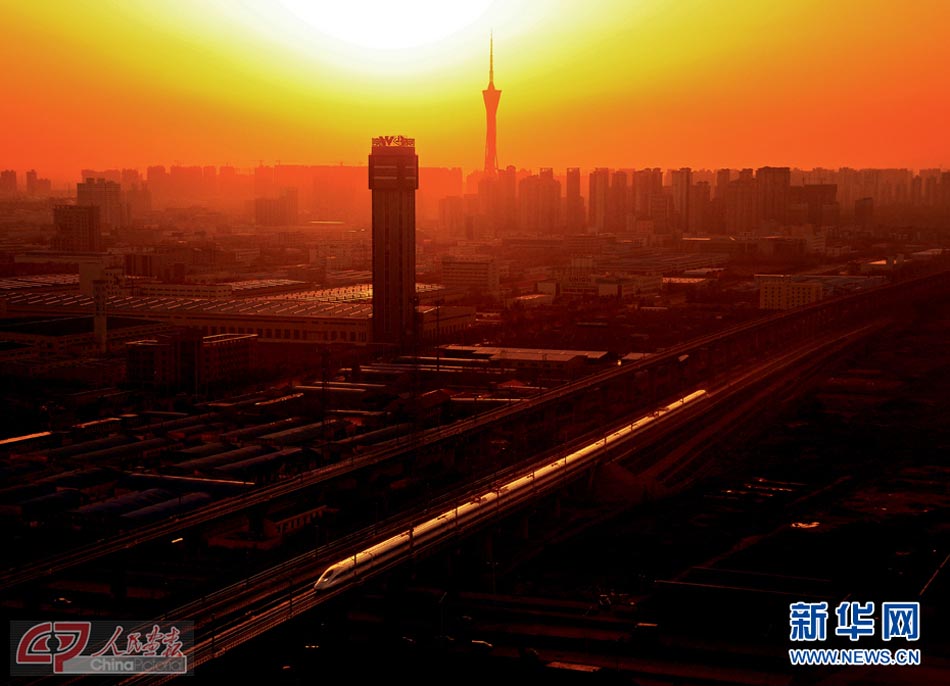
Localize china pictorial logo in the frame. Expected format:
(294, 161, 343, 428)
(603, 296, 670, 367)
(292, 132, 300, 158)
(11, 620, 193, 676)
(788, 601, 921, 666)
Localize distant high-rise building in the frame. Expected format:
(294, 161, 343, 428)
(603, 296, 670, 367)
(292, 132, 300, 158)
(121, 169, 141, 188)
(634, 168, 663, 218)
(77, 178, 124, 231)
(607, 171, 628, 232)
(25, 170, 38, 196)
(478, 166, 517, 236)
(670, 168, 692, 231)
(538, 168, 560, 230)
(715, 169, 732, 200)
(649, 191, 674, 234)
(518, 168, 561, 232)
(795, 184, 839, 227)
(52, 205, 102, 252)
(254, 188, 299, 226)
(756, 166, 791, 227)
(482, 35, 501, 176)
(25, 169, 53, 197)
(919, 168, 941, 207)
(517, 174, 541, 232)
(146, 166, 170, 208)
(0, 170, 16, 197)
(854, 197, 874, 228)
(688, 181, 710, 232)
(910, 175, 923, 205)
(588, 168, 610, 232)
(439, 196, 466, 237)
(126, 184, 152, 219)
(81, 168, 121, 184)
(564, 168, 585, 233)
(369, 135, 418, 346)
(725, 170, 758, 233)
(442, 255, 500, 296)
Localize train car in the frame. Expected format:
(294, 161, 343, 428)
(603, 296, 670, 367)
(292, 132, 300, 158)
(314, 389, 708, 592)
(0, 431, 60, 459)
(70, 417, 122, 441)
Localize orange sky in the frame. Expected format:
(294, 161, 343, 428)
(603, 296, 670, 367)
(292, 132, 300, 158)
(2, 0, 949, 182)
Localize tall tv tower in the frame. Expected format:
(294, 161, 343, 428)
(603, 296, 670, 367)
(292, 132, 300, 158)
(482, 34, 500, 176)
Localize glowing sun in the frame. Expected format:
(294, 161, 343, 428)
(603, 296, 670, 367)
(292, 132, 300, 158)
(277, 0, 493, 50)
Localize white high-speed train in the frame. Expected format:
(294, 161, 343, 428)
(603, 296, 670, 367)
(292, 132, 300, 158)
(313, 389, 708, 592)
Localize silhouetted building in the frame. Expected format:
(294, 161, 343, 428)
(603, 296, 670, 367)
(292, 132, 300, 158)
(127, 331, 257, 391)
(588, 168, 610, 232)
(441, 255, 499, 296)
(758, 276, 824, 310)
(791, 184, 839, 227)
(77, 178, 125, 232)
(0, 170, 16, 197)
(671, 168, 692, 230)
(688, 181, 710, 232)
(255, 188, 299, 226)
(24, 170, 52, 197)
(756, 166, 791, 227)
(125, 184, 152, 219)
(607, 171, 628, 232)
(439, 196, 466, 237)
(52, 205, 102, 252)
(635, 168, 663, 218)
(725, 170, 758, 233)
(496, 165, 518, 231)
(715, 169, 732, 200)
(854, 197, 874, 228)
(649, 191, 674, 234)
(369, 135, 418, 346)
(565, 167, 585, 233)
(482, 35, 500, 175)
(519, 168, 560, 232)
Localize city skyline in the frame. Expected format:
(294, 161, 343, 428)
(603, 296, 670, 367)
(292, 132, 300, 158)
(2, 1, 949, 179)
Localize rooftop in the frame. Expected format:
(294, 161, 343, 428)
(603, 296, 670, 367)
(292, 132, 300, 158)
(2, 292, 373, 320)
(442, 345, 609, 364)
(0, 316, 165, 337)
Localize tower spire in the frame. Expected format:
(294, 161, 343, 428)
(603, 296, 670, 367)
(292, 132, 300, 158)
(482, 33, 501, 175)
(489, 32, 494, 85)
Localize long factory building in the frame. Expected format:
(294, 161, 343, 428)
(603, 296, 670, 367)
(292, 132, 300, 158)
(0, 287, 474, 344)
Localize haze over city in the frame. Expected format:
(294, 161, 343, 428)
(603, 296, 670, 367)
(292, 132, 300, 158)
(2, 0, 949, 180)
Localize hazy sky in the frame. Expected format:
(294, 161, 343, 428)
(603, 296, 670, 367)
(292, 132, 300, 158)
(2, 0, 949, 181)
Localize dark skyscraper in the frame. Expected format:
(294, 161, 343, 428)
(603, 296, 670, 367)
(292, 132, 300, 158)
(671, 167, 692, 231)
(78, 177, 124, 232)
(607, 171, 628, 232)
(369, 135, 418, 347)
(482, 35, 500, 176)
(52, 205, 102, 252)
(565, 168, 585, 233)
(725, 169, 758, 233)
(588, 168, 610, 232)
(0, 170, 16, 197)
(756, 166, 791, 226)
